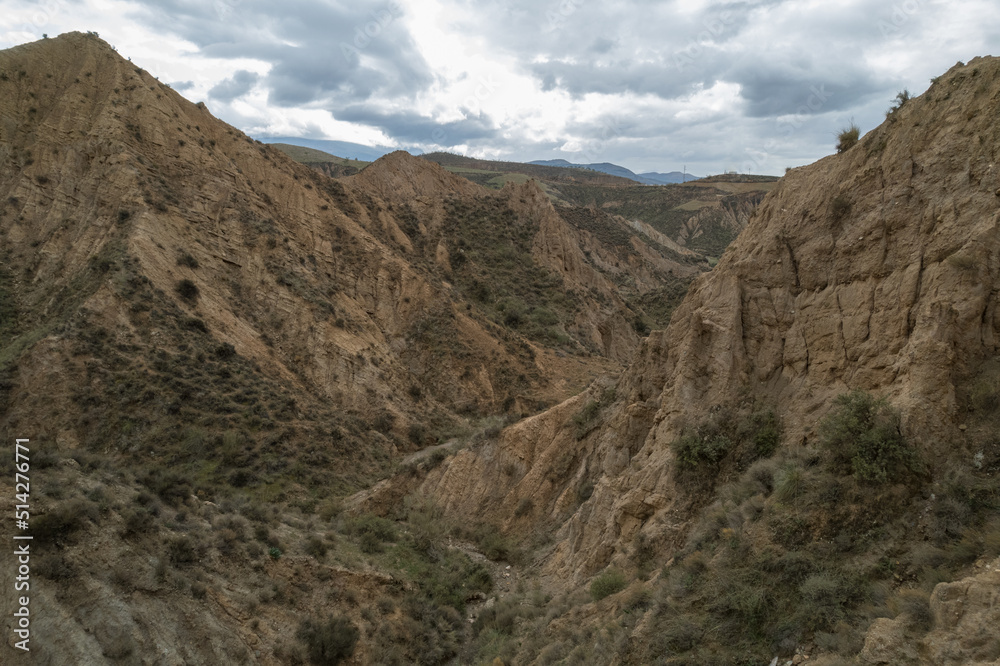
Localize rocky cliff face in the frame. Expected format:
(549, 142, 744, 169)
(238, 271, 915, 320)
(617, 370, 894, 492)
(417, 56, 1000, 593)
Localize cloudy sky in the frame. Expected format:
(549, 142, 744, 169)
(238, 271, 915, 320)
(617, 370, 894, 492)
(2, 0, 999, 175)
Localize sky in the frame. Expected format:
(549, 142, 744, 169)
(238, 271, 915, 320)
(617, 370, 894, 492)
(2, 0, 999, 176)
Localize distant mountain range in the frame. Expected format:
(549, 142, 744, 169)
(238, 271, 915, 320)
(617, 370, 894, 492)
(256, 137, 416, 162)
(529, 159, 698, 185)
(255, 140, 692, 186)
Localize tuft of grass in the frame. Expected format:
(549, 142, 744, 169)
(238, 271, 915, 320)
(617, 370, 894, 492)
(836, 122, 860, 153)
(886, 89, 911, 121)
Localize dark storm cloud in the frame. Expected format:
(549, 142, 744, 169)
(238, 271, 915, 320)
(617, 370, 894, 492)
(724, 61, 887, 117)
(208, 69, 259, 102)
(456, 0, 894, 111)
(334, 105, 497, 146)
(528, 59, 707, 99)
(128, 0, 434, 107)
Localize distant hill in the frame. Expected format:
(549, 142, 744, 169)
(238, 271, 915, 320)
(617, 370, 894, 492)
(421, 152, 637, 189)
(257, 136, 411, 162)
(275, 150, 775, 261)
(530, 159, 699, 185)
(637, 171, 695, 185)
(269, 143, 369, 178)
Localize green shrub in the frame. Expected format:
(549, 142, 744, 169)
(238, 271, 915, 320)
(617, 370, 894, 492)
(573, 399, 602, 439)
(830, 194, 852, 222)
(372, 410, 395, 434)
(672, 432, 732, 468)
(774, 463, 805, 503)
(745, 408, 781, 458)
(34, 500, 98, 544)
(176, 251, 199, 268)
(798, 574, 846, 629)
(836, 122, 860, 153)
(121, 507, 156, 536)
(168, 535, 204, 564)
(304, 536, 327, 559)
(140, 468, 192, 506)
(476, 529, 520, 563)
(472, 600, 521, 636)
(345, 514, 397, 542)
(819, 390, 919, 483)
(407, 423, 426, 446)
(175, 279, 199, 302)
(296, 615, 359, 665)
(590, 568, 627, 601)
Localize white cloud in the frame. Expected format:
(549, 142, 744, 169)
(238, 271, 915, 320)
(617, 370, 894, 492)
(2, 0, 998, 174)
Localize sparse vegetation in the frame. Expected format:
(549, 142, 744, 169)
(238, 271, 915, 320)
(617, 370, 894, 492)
(819, 390, 919, 483)
(8, 40, 1000, 666)
(670, 403, 783, 481)
(177, 251, 199, 268)
(836, 122, 860, 153)
(296, 615, 359, 665)
(886, 89, 911, 120)
(830, 194, 852, 222)
(590, 568, 627, 601)
(175, 278, 199, 302)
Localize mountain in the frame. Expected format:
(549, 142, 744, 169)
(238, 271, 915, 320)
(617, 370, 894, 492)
(364, 56, 1000, 663)
(269, 142, 370, 178)
(0, 32, 707, 664)
(7, 30, 996, 666)
(637, 170, 695, 184)
(257, 136, 410, 162)
(530, 158, 700, 184)
(415, 153, 775, 260)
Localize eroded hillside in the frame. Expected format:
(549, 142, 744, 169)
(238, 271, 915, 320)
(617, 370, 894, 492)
(0, 32, 701, 665)
(3, 31, 999, 666)
(376, 57, 1000, 664)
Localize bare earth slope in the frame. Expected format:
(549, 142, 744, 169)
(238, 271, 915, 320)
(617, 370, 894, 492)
(403, 56, 1000, 663)
(0, 32, 707, 664)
